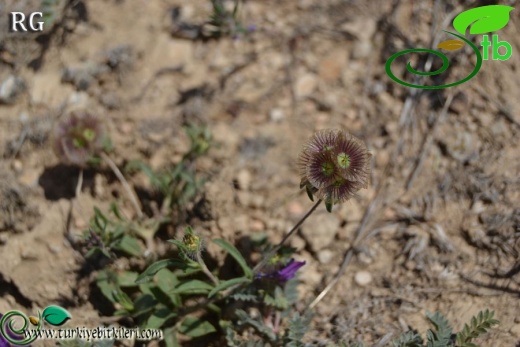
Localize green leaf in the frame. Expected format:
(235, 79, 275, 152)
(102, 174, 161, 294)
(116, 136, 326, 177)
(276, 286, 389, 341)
(42, 306, 72, 326)
(117, 271, 139, 287)
(109, 202, 126, 221)
(179, 316, 216, 338)
(146, 306, 176, 329)
(208, 277, 252, 298)
(325, 200, 333, 213)
(113, 288, 134, 311)
(93, 207, 108, 230)
(213, 239, 253, 279)
(453, 5, 514, 35)
(171, 280, 214, 295)
(168, 239, 187, 252)
(164, 327, 179, 347)
(135, 259, 186, 284)
(113, 235, 142, 257)
(125, 160, 162, 189)
(96, 271, 117, 304)
(132, 293, 157, 316)
(455, 309, 499, 346)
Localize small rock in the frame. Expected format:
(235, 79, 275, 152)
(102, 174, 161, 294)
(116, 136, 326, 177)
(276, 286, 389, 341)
(288, 201, 304, 217)
(47, 243, 62, 254)
(12, 160, 23, 172)
(300, 261, 322, 286)
(94, 174, 106, 197)
(449, 92, 468, 114)
(339, 200, 363, 222)
(290, 235, 306, 250)
(120, 121, 134, 135)
(18, 168, 41, 187)
(351, 41, 373, 60)
(510, 324, 520, 338)
(376, 150, 389, 168)
(295, 73, 317, 98)
(358, 252, 373, 265)
(471, 200, 486, 214)
(235, 214, 249, 233)
(0, 74, 25, 104)
(297, 0, 314, 9)
(318, 49, 348, 82)
(236, 169, 252, 190)
(341, 18, 377, 41)
(249, 194, 265, 208)
(317, 249, 333, 264)
(354, 271, 372, 286)
(218, 216, 234, 233)
(74, 216, 87, 230)
(249, 219, 265, 231)
(269, 108, 284, 122)
(212, 123, 240, 149)
(300, 213, 341, 252)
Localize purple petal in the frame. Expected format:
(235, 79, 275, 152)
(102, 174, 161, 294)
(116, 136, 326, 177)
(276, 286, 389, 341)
(276, 259, 306, 281)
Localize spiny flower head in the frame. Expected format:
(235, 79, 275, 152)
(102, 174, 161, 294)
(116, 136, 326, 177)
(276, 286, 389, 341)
(53, 112, 108, 167)
(298, 129, 371, 211)
(169, 226, 204, 261)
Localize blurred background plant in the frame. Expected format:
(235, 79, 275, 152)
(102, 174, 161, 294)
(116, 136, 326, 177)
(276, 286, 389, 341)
(206, 0, 254, 39)
(332, 310, 499, 347)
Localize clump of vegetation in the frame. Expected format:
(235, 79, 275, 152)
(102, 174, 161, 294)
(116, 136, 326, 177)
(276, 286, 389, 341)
(76, 127, 499, 346)
(206, 0, 254, 39)
(53, 111, 144, 219)
(335, 310, 499, 347)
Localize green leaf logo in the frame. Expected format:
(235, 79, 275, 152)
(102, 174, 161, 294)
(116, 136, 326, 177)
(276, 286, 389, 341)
(453, 5, 514, 35)
(42, 306, 72, 326)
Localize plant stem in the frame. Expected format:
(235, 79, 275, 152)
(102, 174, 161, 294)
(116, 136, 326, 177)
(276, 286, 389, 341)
(253, 199, 322, 274)
(100, 152, 144, 220)
(196, 252, 219, 286)
(75, 169, 84, 198)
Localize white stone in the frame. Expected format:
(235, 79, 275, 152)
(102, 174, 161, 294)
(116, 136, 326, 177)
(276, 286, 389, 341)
(354, 271, 373, 286)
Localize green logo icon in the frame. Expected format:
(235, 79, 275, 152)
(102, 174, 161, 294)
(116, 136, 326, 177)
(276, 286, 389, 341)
(0, 306, 71, 345)
(385, 5, 514, 89)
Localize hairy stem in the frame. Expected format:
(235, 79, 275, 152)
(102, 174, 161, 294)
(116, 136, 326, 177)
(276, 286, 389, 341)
(196, 252, 219, 286)
(253, 199, 322, 274)
(100, 152, 144, 220)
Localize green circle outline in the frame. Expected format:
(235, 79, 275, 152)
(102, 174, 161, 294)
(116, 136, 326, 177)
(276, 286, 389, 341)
(385, 31, 483, 89)
(0, 310, 41, 345)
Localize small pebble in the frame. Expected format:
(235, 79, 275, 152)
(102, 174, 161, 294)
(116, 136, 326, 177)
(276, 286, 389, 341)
(354, 270, 373, 286)
(288, 201, 304, 216)
(236, 169, 252, 190)
(12, 160, 23, 172)
(317, 249, 333, 264)
(269, 108, 284, 122)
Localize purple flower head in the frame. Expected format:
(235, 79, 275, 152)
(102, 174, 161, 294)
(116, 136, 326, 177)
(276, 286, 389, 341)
(52, 112, 107, 167)
(256, 259, 306, 282)
(298, 129, 371, 211)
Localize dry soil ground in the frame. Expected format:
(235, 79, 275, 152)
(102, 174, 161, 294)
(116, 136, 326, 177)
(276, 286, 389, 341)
(0, 0, 519, 346)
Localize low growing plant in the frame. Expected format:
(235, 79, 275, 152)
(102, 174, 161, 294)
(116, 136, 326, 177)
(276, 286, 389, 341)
(80, 128, 499, 346)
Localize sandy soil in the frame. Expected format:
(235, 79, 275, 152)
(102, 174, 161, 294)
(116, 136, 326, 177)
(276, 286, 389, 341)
(0, 0, 519, 346)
